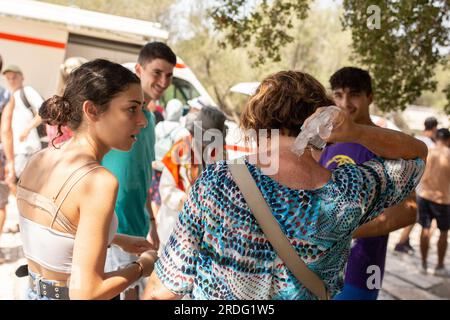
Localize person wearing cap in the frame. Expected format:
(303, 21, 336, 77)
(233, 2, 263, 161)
(417, 128, 450, 277)
(0, 54, 10, 251)
(154, 98, 189, 172)
(1, 64, 44, 180)
(156, 106, 227, 255)
(179, 95, 209, 128)
(149, 99, 190, 222)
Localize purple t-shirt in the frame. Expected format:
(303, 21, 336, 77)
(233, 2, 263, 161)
(320, 142, 389, 290)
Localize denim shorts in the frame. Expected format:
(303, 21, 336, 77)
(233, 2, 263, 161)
(27, 270, 67, 300)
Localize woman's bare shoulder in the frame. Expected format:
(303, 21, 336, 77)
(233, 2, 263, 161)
(78, 166, 118, 197)
(19, 148, 53, 184)
(21, 148, 116, 194)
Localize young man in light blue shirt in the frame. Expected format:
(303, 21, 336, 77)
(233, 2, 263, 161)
(102, 42, 176, 299)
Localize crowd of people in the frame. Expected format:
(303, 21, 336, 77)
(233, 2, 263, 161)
(0, 41, 448, 300)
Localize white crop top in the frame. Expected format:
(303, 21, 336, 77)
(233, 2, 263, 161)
(17, 163, 117, 274)
(19, 214, 117, 273)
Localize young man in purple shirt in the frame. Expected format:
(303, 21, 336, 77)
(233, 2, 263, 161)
(319, 67, 386, 299)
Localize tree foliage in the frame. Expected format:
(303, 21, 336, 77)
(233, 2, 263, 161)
(210, 0, 310, 65)
(342, 0, 450, 112)
(211, 0, 450, 113)
(174, 1, 259, 116)
(176, 5, 352, 114)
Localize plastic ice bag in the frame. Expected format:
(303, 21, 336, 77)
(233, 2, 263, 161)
(291, 105, 341, 156)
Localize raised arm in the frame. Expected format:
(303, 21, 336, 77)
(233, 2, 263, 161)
(352, 193, 417, 238)
(322, 107, 428, 161)
(353, 125, 427, 161)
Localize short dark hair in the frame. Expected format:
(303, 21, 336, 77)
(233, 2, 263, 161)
(137, 42, 176, 67)
(424, 117, 438, 131)
(0, 55, 2, 72)
(436, 128, 450, 141)
(40, 59, 140, 144)
(329, 67, 372, 95)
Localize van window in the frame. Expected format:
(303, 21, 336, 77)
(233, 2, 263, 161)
(160, 77, 200, 107)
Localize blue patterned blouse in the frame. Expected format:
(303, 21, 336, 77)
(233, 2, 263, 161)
(155, 157, 424, 299)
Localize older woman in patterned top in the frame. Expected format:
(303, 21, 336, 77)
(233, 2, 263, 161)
(143, 71, 427, 300)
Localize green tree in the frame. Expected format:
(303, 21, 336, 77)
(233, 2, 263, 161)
(175, 3, 352, 114)
(173, 1, 258, 117)
(261, 6, 353, 87)
(211, 0, 310, 66)
(211, 0, 450, 113)
(342, 1, 449, 112)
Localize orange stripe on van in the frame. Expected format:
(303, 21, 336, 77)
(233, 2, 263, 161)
(175, 63, 186, 69)
(0, 32, 66, 49)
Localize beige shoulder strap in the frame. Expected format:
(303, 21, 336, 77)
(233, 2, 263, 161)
(228, 160, 329, 300)
(50, 165, 103, 230)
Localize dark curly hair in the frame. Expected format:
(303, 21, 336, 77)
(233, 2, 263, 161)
(240, 71, 333, 138)
(40, 59, 140, 146)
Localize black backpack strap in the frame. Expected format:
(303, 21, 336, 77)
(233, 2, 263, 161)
(19, 88, 47, 146)
(19, 88, 36, 116)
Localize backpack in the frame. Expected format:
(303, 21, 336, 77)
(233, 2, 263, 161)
(19, 88, 48, 148)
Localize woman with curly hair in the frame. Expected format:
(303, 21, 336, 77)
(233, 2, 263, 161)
(143, 70, 427, 300)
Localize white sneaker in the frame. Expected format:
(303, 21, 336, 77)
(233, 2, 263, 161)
(434, 267, 450, 278)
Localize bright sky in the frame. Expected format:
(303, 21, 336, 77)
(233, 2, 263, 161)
(315, 0, 342, 10)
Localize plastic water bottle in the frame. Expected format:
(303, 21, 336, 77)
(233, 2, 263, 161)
(291, 106, 341, 156)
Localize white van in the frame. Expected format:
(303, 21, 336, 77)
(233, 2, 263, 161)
(0, 0, 215, 106)
(0, 0, 248, 158)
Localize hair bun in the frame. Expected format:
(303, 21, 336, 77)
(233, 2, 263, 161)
(39, 95, 71, 126)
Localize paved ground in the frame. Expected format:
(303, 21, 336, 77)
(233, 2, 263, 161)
(1, 194, 449, 300)
(380, 224, 450, 300)
(0, 196, 28, 300)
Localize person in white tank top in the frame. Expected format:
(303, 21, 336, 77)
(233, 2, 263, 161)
(17, 59, 158, 300)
